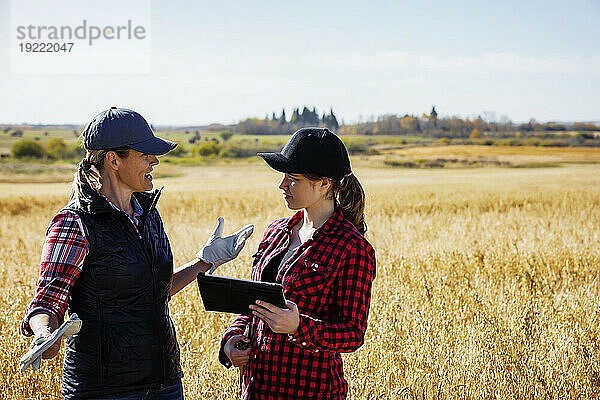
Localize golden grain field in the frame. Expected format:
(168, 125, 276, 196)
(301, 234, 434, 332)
(1, 163, 600, 399)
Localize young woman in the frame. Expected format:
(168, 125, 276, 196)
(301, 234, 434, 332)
(21, 107, 253, 400)
(219, 127, 376, 399)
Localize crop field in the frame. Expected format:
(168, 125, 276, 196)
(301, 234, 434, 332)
(1, 162, 599, 399)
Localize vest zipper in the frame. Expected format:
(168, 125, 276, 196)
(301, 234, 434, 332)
(114, 193, 167, 386)
(138, 191, 167, 387)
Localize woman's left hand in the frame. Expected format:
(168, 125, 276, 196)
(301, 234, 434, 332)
(196, 217, 254, 272)
(250, 300, 299, 334)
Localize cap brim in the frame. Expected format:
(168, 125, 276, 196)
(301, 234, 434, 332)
(257, 152, 308, 174)
(129, 136, 177, 155)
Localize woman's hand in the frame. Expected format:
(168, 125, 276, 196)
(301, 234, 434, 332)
(196, 217, 254, 272)
(33, 330, 61, 359)
(250, 300, 299, 334)
(29, 312, 60, 359)
(224, 335, 252, 367)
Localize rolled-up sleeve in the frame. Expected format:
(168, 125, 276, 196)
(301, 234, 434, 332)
(21, 211, 89, 336)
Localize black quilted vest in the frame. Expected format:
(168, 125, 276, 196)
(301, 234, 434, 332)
(61, 183, 182, 399)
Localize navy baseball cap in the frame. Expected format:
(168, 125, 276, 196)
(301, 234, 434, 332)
(258, 127, 351, 181)
(82, 107, 176, 155)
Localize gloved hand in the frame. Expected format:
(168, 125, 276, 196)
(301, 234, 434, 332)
(20, 313, 82, 372)
(197, 217, 254, 273)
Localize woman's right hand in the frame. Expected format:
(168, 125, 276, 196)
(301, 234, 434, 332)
(32, 330, 61, 359)
(29, 312, 60, 359)
(224, 334, 252, 367)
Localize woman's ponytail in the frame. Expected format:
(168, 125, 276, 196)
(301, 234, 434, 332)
(333, 173, 367, 235)
(71, 148, 129, 200)
(305, 172, 367, 235)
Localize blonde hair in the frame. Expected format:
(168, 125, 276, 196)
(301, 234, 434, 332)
(71, 148, 129, 200)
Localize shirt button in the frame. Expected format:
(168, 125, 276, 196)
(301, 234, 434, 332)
(301, 342, 307, 346)
(315, 349, 319, 353)
(254, 354, 257, 359)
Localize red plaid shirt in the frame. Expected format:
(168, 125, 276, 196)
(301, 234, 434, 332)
(21, 195, 143, 336)
(219, 207, 376, 399)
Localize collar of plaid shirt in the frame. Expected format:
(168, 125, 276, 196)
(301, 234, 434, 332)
(99, 193, 143, 227)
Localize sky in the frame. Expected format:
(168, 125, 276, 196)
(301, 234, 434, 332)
(0, 0, 598, 125)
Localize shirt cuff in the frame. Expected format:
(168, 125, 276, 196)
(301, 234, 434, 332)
(287, 314, 319, 352)
(20, 304, 64, 337)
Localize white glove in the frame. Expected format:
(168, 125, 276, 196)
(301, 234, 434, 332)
(197, 217, 254, 273)
(20, 313, 82, 372)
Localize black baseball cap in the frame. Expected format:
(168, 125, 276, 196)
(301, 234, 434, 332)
(82, 107, 176, 155)
(258, 127, 351, 181)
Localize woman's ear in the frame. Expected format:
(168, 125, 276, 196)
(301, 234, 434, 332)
(105, 151, 119, 170)
(320, 178, 332, 194)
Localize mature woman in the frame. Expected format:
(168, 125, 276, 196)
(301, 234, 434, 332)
(21, 107, 253, 400)
(219, 128, 376, 399)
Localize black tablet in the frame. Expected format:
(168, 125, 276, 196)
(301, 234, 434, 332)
(196, 272, 287, 315)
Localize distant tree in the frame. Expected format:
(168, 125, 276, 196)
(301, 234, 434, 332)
(291, 108, 299, 123)
(400, 115, 419, 133)
(429, 106, 438, 128)
(44, 131, 49, 136)
(188, 131, 201, 144)
(430, 106, 438, 120)
(326, 108, 339, 131)
(73, 129, 79, 137)
(46, 138, 69, 159)
(470, 128, 482, 139)
(272, 112, 277, 121)
(11, 129, 23, 137)
(279, 108, 287, 124)
(12, 139, 44, 159)
(219, 131, 234, 141)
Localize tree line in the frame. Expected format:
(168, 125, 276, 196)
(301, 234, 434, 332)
(230, 106, 599, 137)
(233, 106, 339, 135)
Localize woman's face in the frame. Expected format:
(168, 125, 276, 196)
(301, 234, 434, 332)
(114, 149, 159, 192)
(278, 173, 328, 210)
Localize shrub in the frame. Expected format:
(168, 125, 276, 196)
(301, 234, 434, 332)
(192, 142, 220, 156)
(524, 137, 541, 147)
(495, 138, 519, 146)
(470, 128, 482, 139)
(219, 131, 234, 141)
(219, 141, 281, 158)
(12, 139, 45, 159)
(45, 138, 69, 159)
(436, 138, 451, 145)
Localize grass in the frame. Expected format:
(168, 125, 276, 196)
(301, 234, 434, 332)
(377, 145, 600, 169)
(1, 164, 600, 399)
